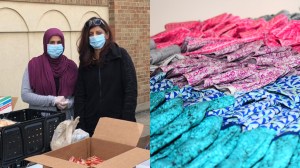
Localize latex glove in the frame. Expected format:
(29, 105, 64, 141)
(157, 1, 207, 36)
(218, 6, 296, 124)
(54, 96, 66, 106)
(57, 99, 69, 110)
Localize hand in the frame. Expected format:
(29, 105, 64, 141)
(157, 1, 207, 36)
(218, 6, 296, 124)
(57, 99, 69, 110)
(54, 96, 66, 105)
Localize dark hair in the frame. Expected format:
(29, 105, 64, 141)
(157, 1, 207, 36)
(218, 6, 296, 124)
(77, 17, 114, 67)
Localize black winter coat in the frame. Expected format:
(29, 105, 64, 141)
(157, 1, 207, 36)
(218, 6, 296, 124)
(74, 43, 137, 135)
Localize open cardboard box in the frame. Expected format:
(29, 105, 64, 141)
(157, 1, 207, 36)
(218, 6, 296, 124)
(11, 97, 18, 110)
(26, 117, 150, 168)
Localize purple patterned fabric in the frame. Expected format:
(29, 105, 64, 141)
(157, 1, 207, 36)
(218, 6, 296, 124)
(227, 40, 264, 62)
(158, 39, 300, 93)
(216, 66, 289, 93)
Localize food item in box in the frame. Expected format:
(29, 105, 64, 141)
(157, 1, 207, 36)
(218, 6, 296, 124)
(87, 156, 103, 165)
(69, 155, 103, 166)
(0, 119, 16, 127)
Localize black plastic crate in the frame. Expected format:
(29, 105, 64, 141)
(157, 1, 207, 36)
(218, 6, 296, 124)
(0, 109, 65, 167)
(1, 160, 29, 168)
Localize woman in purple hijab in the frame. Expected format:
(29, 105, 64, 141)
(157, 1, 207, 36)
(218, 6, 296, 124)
(21, 28, 78, 119)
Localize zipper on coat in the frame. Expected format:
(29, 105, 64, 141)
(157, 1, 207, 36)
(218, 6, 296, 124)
(98, 67, 102, 99)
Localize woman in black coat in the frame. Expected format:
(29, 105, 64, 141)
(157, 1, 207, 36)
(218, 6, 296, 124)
(74, 17, 137, 136)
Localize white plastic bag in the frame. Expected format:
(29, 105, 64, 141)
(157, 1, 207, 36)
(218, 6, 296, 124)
(71, 129, 89, 143)
(50, 116, 89, 150)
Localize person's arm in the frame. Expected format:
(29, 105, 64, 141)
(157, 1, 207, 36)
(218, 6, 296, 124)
(120, 48, 137, 122)
(67, 96, 74, 109)
(21, 66, 57, 107)
(74, 66, 86, 128)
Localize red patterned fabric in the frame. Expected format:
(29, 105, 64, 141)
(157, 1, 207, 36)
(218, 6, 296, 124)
(152, 13, 300, 93)
(165, 21, 201, 31)
(151, 13, 300, 52)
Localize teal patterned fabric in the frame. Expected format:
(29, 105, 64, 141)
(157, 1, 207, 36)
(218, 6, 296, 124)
(150, 73, 300, 168)
(150, 98, 183, 136)
(288, 137, 300, 168)
(254, 134, 299, 168)
(152, 116, 222, 168)
(150, 101, 210, 155)
(150, 92, 165, 111)
(186, 125, 241, 168)
(218, 127, 276, 168)
(150, 95, 235, 155)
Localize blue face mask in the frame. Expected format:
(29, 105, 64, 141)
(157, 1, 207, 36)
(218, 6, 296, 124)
(89, 34, 106, 49)
(47, 44, 64, 59)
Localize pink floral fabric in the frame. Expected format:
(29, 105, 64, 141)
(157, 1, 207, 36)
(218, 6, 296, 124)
(216, 66, 290, 93)
(151, 13, 300, 52)
(203, 67, 256, 88)
(165, 21, 201, 31)
(184, 35, 263, 56)
(151, 13, 300, 93)
(159, 41, 300, 93)
(160, 58, 200, 72)
(184, 65, 226, 86)
(227, 40, 264, 62)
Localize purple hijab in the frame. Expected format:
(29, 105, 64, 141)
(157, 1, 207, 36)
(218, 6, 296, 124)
(28, 28, 78, 97)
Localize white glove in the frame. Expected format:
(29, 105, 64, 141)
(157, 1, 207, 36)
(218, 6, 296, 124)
(54, 96, 65, 106)
(57, 99, 69, 110)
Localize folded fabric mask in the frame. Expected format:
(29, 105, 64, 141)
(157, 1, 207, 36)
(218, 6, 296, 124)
(89, 34, 106, 49)
(47, 44, 64, 59)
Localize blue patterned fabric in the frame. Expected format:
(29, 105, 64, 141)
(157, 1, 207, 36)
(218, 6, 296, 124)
(280, 107, 300, 134)
(207, 106, 232, 117)
(207, 76, 300, 134)
(260, 107, 300, 135)
(243, 106, 281, 131)
(151, 73, 227, 106)
(232, 100, 274, 120)
(150, 72, 166, 86)
(151, 79, 174, 93)
(233, 89, 270, 107)
(165, 85, 226, 106)
(150, 72, 175, 93)
(207, 89, 272, 119)
(264, 76, 300, 105)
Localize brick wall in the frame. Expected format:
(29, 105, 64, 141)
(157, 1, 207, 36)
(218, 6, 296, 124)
(109, 0, 150, 105)
(0, 0, 108, 6)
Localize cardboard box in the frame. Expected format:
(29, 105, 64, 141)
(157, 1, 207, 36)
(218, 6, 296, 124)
(11, 97, 18, 110)
(136, 159, 150, 168)
(0, 96, 18, 113)
(26, 117, 150, 168)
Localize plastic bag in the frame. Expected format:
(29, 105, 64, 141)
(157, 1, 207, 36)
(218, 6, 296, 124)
(50, 116, 89, 150)
(71, 129, 89, 144)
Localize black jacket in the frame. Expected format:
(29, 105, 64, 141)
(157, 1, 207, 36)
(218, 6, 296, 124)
(74, 43, 137, 135)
